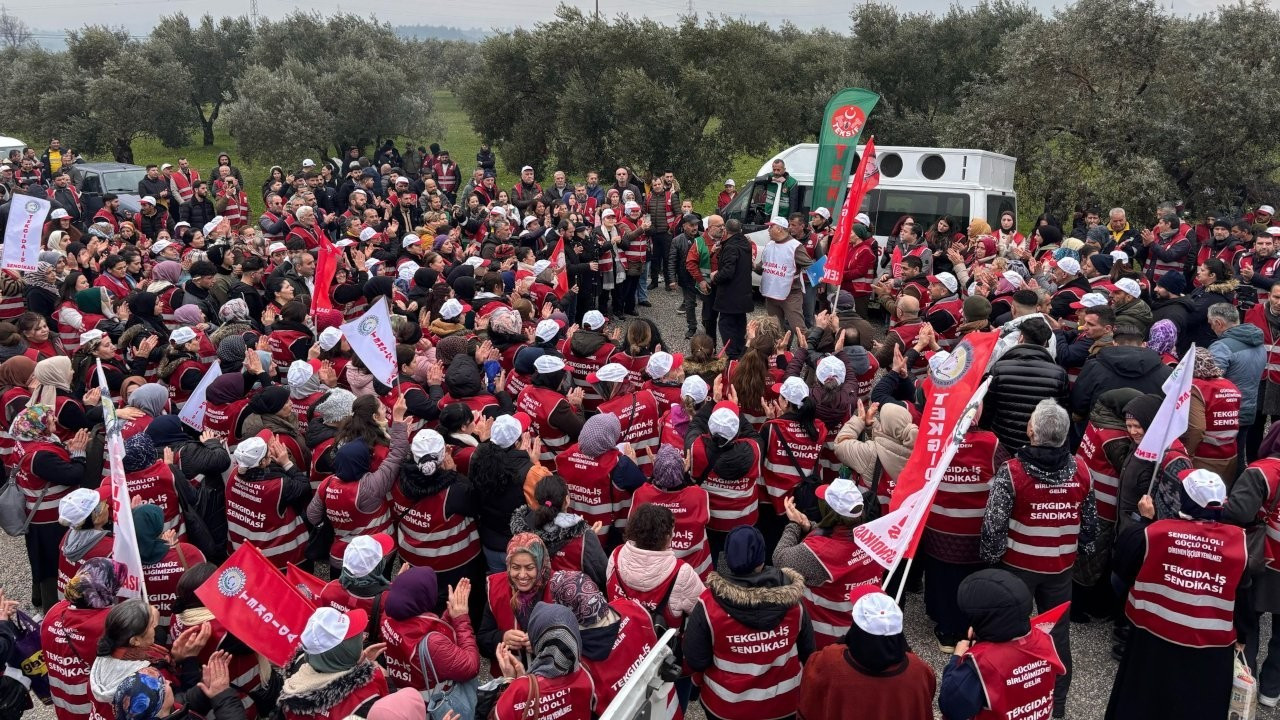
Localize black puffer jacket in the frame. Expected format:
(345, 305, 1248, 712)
(712, 233, 755, 314)
(468, 442, 535, 552)
(981, 344, 1068, 451)
(1069, 345, 1171, 423)
(683, 567, 814, 672)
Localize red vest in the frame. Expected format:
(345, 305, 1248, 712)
(845, 238, 878, 297)
(643, 380, 683, 420)
(438, 392, 499, 417)
(380, 612, 454, 691)
(968, 631, 1065, 720)
(494, 669, 595, 720)
(555, 446, 626, 534)
(94, 272, 131, 300)
(146, 543, 206, 633)
(170, 169, 199, 203)
(629, 484, 712, 577)
(690, 435, 761, 533)
(695, 587, 803, 720)
(390, 483, 479, 571)
(288, 391, 325, 426)
(611, 351, 651, 391)
(97, 459, 183, 535)
(925, 296, 966, 349)
(1144, 226, 1192, 283)
(1126, 519, 1245, 647)
(926, 430, 1000, 537)
(15, 440, 73, 525)
(318, 467, 392, 566)
(267, 329, 311, 374)
(42, 602, 112, 720)
(204, 398, 249, 445)
(1192, 377, 1241, 460)
(166, 359, 208, 405)
(221, 190, 249, 228)
(259, 209, 284, 242)
(515, 385, 573, 469)
(581, 599, 664, 711)
(1076, 425, 1127, 523)
(799, 533, 881, 649)
(559, 338, 615, 414)
(1001, 458, 1089, 574)
(1254, 459, 1280, 569)
(606, 547, 684, 629)
(1241, 255, 1280, 305)
(318, 581, 379, 614)
(226, 468, 308, 568)
(1246, 302, 1280, 384)
(485, 572, 552, 636)
(1052, 284, 1087, 324)
(619, 217, 648, 268)
(57, 533, 113, 599)
(308, 437, 335, 490)
(598, 390, 661, 476)
(280, 666, 387, 720)
(887, 320, 930, 379)
(760, 418, 827, 513)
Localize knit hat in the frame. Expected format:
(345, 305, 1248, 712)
(652, 445, 686, 490)
(436, 335, 470, 367)
(216, 335, 247, 364)
(1086, 225, 1110, 247)
(1157, 271, 1186, 295)
(1147, 319, 1178, 356)
(1123, 393, 1164, 430)
(315, 308, 343, 333)
(122, 433, 157, 473)
(957, 569, 1032, 643)
(549, 570, 611, 626)
(248, 385, 290, 416)
(1088, 252, 1114, 275)
(316, 389, 356, 425)
(724, 525, 766, 575)
(963, 295, 992, 322)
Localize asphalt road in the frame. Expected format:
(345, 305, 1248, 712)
(5, 281, 1279, 719)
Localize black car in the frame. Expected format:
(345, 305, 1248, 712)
(67, 162, 147, 217)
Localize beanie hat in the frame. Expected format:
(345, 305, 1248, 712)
(724, 526, 766, 575)
(1088, 252, 1114, 275)
(963, 295, 992, 322)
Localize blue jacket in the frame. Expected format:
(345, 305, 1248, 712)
(1210, 322, 1266, 423)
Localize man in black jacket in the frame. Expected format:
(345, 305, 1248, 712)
(179, 181, 217, 230)
(713, 219, 754, 359)
(981, 317, 1069, 452)
(668, 213, 702, 339)
(1069, 323, 1172, 430)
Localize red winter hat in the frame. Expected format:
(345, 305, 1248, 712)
(315, 308, 343, 332)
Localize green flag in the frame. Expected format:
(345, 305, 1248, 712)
(811, 88, 880, 219)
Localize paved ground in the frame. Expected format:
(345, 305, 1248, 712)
(6, 281, 1279, 719)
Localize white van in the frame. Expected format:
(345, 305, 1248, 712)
(721, 144, 1018, 254)
(0, 136, 26, 161)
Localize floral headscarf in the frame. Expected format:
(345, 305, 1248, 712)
(506, 532, 551, 628)
(219, 298, 250, 323)
(549, 570, 610, 626)
(64, 557, 123, 610)
(1147, 320, 1178, 357)
(9, 404, 54, 443)
(1193, 347, 1223, 380)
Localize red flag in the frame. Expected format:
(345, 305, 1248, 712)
(846, 138, 880, 221)
(890, 245, 903, 280)
(550, 235, 570, 297)
(196, 543, 316, 666)
(823, 138, 879, 288)
(1031, 602, 1071, 635)
(312, 237, 342, 311)
(285, 562, 326, 603)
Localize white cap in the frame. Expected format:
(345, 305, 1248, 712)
(854, 212, 871, 226)
(1267, 227, 1280, 237)
(624, 201, 642, 212)
(852, 590, 903, 636)
(708, 403, 740, 440)
(1055, 257, 1081, 275)
(589, 363, 628, 384)
(58, 488, 100, 526)
(174, 221, 190, 230)
(203, 216, 224, 235)
(318, 326, 343, 351)
(816, 355, 846, 385)
(818, 477, 864, 519)
(359, 227, 377, 242)
(811, 207, 831, 220)
(1110, 250, 1129, 263)
(160, 163, 172, 170)
(724, 178, 735, 186)
(233, 436, 268, 470)
(438, 298, 465, 321)
(521, 165, 534, 172)
(169, 327, 197, 344)
(534, 354, 566, 374)
(535, 319, 561, 343)
(364, 258, 383, 273)
(336, 239, 355, 248)
(411, 429, 446, 463)
(300, 606, 364, 654)
(582, 310, 606, 330)
(646, 351, 679, 379)
(287, 360, 316, 387)
(489, 206, 506, 216)
(1260, 204, 1276, 215)
(681, 375, 708, 404)
(1074, 292, 1109, 308)
(931, 272, 959, 294)
(600, 208, 616, 219)
(463, 256, 485, 268)
(491, 414, 526, 449)
(532, 259, 551, 276)
(394, 176, 409, 186)
(522, 215, 538, 228)
(150, 240, 172, 256)
(302, 158, 315, 167)
(50, 208, 69, 220)
(140, 195, 156, 206)
(402, 235, 423, 249)
(1182, 469, 1227, 508)
(397, 261, 419, 283)
(777, 376, 809, 406)
(268, 242, 287, 254)
(79, 329, 104, 346)
(1115, 277, 1142, 299)
(350, 189, 367, 198)
(1001, 270, 1024, 289)
(342, 533, 393, 577)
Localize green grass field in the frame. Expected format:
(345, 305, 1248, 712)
(123, 90, 778, 216)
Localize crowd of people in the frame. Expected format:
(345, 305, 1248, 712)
(0, 138, 1278, 720)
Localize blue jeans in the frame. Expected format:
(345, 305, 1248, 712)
(636, 264, 650, 302)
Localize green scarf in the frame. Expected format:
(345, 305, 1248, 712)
(132, 505, 170, 565)
(75, 287, 106, 315)
(694, 233, 712, 278)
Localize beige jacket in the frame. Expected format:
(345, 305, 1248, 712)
(833, 404, 918, 487)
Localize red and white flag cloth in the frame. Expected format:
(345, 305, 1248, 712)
(196, 543, 316, 666)
(1032, 602, 1071, 635)
(2, 195, 49, 272)
(97, 360, 146, 599)
(177, 363, 223, 430)
(340, 296, 398, 386)
(549, 234, 570, 296)
(1134, 346, 1195, 462)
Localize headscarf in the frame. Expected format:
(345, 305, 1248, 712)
(367, 688, 427, 720)
(218, 298, 250, 323)
(206, 372, 245, 405)
(452, 275, 476, 302)
(24, 261, 56, 294)
(216, 335, 247, 366)
(843, 604, 908, 674)
(0, 356, 35, 393)
(132, 504, 169, 565)
(307, 634, 363, 675)
(578, 413, 621, 457)
(1147, 320, 1178, 356)
(334, 439, 372, 482)
(75, 287, 110, 315)
(9, 404, 53, 443)
(123, 433, 158, 473)
(525, 602, 582, 679)
(173, 304, 204, 325)
(436, 336, 469, 367)
(651, 444, 686, 490)
(64, 556, 123, 610)
(507, 532, 551, 626)
(127, 383, 168, 417)
(383, 567, 439, 622)
(128, 292, 159, 320)
(248, 385, 290, 416)
(549, 570, 611, 627)
(112, 668, 167, 720)
(315, 389, 355, 425)
(488, 308, 523, 336)
(145, 414, 191, 449)
(363, 276, 395, 301)
(1124, 394, 1163, 431)
(149, 261, 182, 285)
(28, 356, 71, 408)
(1193, 347, 1223, 379)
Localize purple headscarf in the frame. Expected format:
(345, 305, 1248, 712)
(384, 567, 439, 621)
(1147, 319, 1178, 356)
(150, 261, 182, 285)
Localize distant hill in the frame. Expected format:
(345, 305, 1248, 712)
(394, 24, 489, 42)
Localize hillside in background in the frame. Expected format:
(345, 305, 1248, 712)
(394, 24, 488, 41)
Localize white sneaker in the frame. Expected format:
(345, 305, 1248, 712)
(1259, 693, 1278, 708)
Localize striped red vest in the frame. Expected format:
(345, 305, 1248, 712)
(618, 217, 648, 268)
(598, 389, 660, 477)
(580, 599, 666, 711)
(225, 468, 308, 568)
(99, 459, 183, 535)
(390, 483, 479, 572)
(926, 430, 1000, 536)
(1253, 459, 1280, 570)
(690, 435, 761, 533)
(145, 543, 205, 633)
(170, 169, 200, 203)
(1000, 457, 1089, 574)
(41, 602, 112, 720)
(220, 190, 249, 228)
(15, 440, 73, 525)
(318, 456, 393, 567)
(629, 483, 712, 577)
(1076, 424, 1126, 523)
(1051, 283, 1087, 324)
(887, 320, 929, 379)
(1143, 226, 1191, 284)
(380, 612, 453, 691)
(1192, 377, 1241, 461)
(515, 385, 573, 469)
(494, 669, 594, 720)
(1240, 255, 1280, 306)
(695, 585, 803, 720)
(169, 614, 263, 719)
(1246, 302, 1280, 384)
(760, 418, 827, 514)
(925, 296, 965, 349)
(606, 547, 685, 630)
(968, 630, 1065, 720)
(799, 532, 880, 649)
(1126, 519, 1245, 648)
(555, 446, 626, 534)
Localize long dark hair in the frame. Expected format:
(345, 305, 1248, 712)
(335, 395, 389, 448)
(791, 396, 820, 441)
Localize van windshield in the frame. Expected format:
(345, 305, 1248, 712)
(864, 189, 970, 237)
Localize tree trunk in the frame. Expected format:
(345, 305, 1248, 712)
(113, 138, 134, 164)
(201, 102, 222, 147)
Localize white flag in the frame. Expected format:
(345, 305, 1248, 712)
(854, 477, 937, 570)
(94, 360, 146, 599)
(1134, 345, 1195, 462)
(177, 363, 223, 430)
(340, 296, 397, 386)
(2, 195, 50, 272)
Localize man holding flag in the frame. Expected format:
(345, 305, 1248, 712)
(979, 399, 1096, 720)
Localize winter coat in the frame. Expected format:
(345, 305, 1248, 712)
(1113, 297, 1154, 335)
(606, 541, 706, 621)
(1210, 322, 1267, 423)
(712, 233, 754, 314)
(277, 656, 386, 719)
(668, 231, 697, 287)
(469, 443, 540, 553)
(787, 346, 868, 430)
(833, 406, 918, 488)
(509, 506, 607, 589)
(683, 567, 814, 673)
(179, 197, 217, 230)
(981, 345, 1069, 451)
(1187, 279, 1240, 349)
(1150, 295, 1196, 352)
(1070, 345, 1172, 423)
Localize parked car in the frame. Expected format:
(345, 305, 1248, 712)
(0, 136, 26, 162)
(68, 162, 147, 217)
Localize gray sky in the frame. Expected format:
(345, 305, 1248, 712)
(7, 0, 1234, 39)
